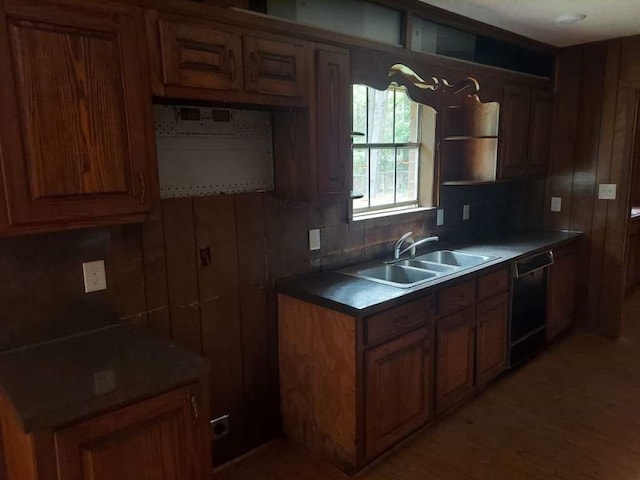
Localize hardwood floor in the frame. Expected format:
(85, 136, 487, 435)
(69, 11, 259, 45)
(216, 290, 640, 480)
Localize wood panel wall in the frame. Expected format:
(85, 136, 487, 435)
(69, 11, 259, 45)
(0, 181, 525, 466)
(545, 38, 640, 338)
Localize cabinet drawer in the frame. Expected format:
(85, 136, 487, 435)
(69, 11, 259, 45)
(244, 36, 309, 98)
(158, 19, 243, 90)
(437, 280, 476, 318)
(477, 268, 509, 300)
(553, 243, 577, 261)
(630, 218, 640, 236)
(365, 296, 435, 346)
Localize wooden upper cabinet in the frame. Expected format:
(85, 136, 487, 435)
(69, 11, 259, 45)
(365, 327, 432, 460)
(500, 84, 552, 179)
(244, 36, 308, 98)
(547, 245, 578, 341)
(158, 19, 243, 90)
(500, 85, 531, 178)
(436, 307, 476, 413)
(527, 90, 553, 176)
(55, 385, 205, 480)
(317, 47, 351, 198)
(475, 292, 509, 387)
(0, 0, 155, 228)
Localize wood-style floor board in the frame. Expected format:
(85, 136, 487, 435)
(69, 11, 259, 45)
(215, 290, 640, 480)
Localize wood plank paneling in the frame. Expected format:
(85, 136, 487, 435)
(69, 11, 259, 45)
(544, 47, 582, 232)
(141, 218, 171, 335)
(234, 193, 273, 447)
(193, 196, 244, 463)
(162, 199, 202, 352)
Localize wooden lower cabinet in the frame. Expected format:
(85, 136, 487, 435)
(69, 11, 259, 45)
(278, 267, 513, 472)
(1, 383, 211, 480)
(365, 327, 432, 460)
(475, 293, 509, 387)
(436, 307, 476, 413)
(547, 245, 578, 341)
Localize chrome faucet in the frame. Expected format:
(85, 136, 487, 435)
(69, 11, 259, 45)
(393, 232, 439, 260)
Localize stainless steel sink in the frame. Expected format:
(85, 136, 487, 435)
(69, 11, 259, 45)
(343, 264, 438, 288)
(340, 249, 499, 288)
(414, 250, 496, 268)
(395, 259, 458, 273)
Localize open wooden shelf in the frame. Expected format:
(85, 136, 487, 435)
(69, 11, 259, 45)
(439, 95, 501, 184)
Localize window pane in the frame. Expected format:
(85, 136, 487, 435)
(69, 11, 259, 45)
(394, 88, 419, 143)
(369, 148, 396, 207)
(396, 148, 419, 203)
(267, 0, 403, 47)
(367, 88, 395, 144)
(352, 85, 367, 145)
(352, 149, 369, 209)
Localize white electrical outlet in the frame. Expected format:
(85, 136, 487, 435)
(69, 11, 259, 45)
(551, 197, 562, 212)
(598, 184, 617, 200)
(82, 260, 107, 293)
(463, 205, 470, 221)
(436, 209, 445, 226)
(309, 229, 321, 251)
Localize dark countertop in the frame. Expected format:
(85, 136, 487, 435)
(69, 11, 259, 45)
(0, 323, 209, 433)
(278, 231, 581, 317)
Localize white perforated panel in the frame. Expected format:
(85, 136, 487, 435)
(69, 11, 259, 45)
(154, 104, 274, 199)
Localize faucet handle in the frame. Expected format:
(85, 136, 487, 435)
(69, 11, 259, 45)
(394, 231, 413, 247)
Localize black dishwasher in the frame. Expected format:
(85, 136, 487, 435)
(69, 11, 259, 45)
(509, 251, 554, 368)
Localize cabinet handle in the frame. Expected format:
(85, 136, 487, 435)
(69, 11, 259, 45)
(250, 51, 257, 82)
(138, 171, 146, 205)
(228, 49, 236, 82)
(190, 395, 199, 423)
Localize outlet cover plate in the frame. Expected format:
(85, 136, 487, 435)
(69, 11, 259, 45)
(82, 260, 107, 293)
(463, 205, 470, 221)
(309, 229, 321, 251)
(436, 209, 445, 226)
(551, 197, 562, 212)
(598, 184, 617, 200)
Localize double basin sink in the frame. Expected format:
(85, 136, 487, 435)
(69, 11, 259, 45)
(341, 250, 498, 288)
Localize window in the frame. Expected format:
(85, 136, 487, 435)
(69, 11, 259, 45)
(352, 85, 435, 216)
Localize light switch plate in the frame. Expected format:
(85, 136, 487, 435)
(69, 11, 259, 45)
(551, 197, 562, 212)
(436, 209, 445, 226)
(309, 229, 321, 251)
(598, 184, 617, 200)
(82, 260, 107, 293)
(462, 205, 470, 221)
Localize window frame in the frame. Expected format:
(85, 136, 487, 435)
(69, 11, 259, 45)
(352, 84, 428, 217)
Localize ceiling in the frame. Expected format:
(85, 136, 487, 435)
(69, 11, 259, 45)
(419, 0, 640, 47)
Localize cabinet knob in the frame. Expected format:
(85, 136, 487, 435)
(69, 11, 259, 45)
(138, 171, 146, 205)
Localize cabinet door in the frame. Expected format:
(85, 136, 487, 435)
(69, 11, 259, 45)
(527, 90, 552, 176)
(476, 293, 509, 387)
(158, 19, 243, 90)
(0, 1, 154, 225)
(244, 36, 309, 98)
(365, 327, 431, 460)
(436, 307, 475, 413)
(55, 384, 208, 480)
(547, 248, 577, 341)
(317, 47, 351, 198)
(499, 85, 531, 178)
